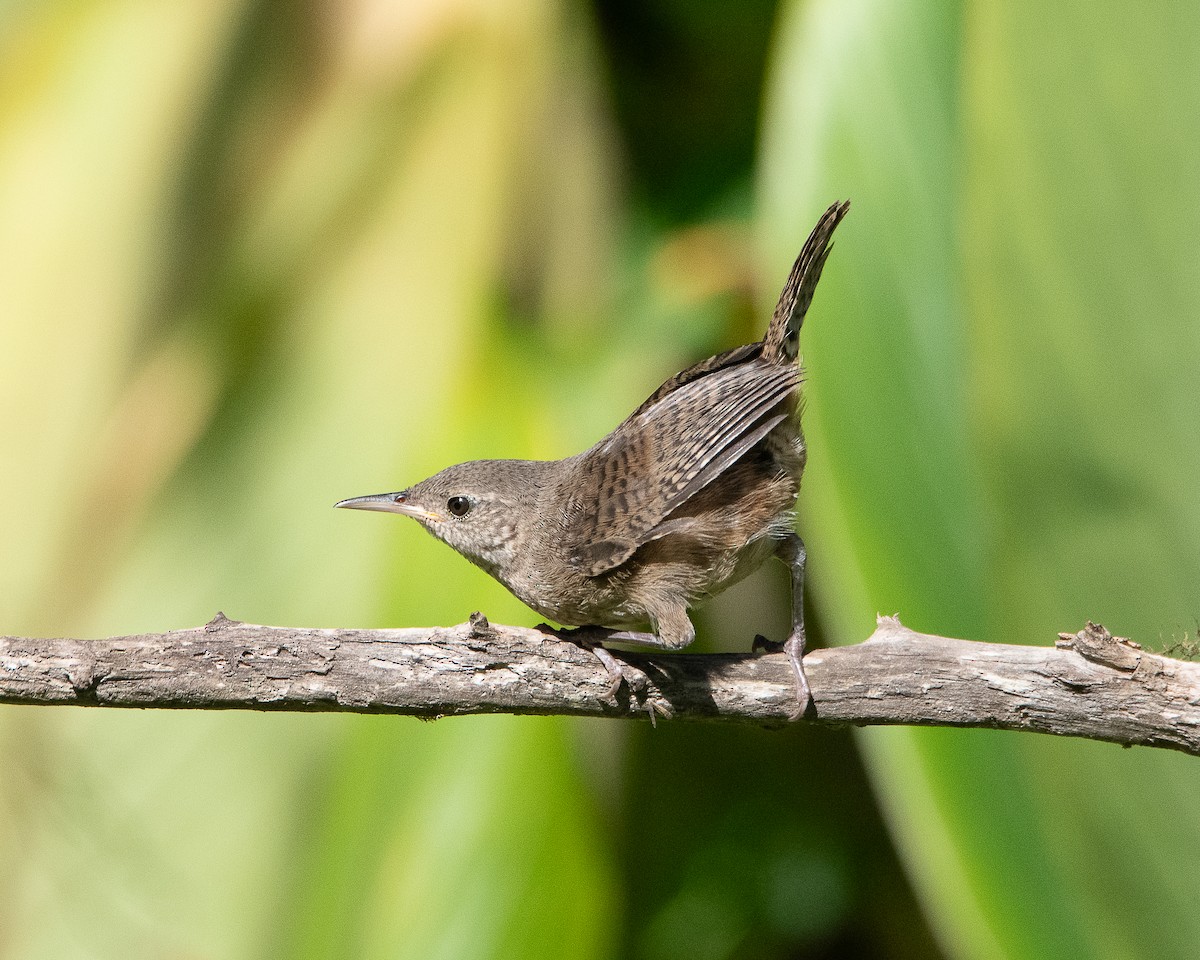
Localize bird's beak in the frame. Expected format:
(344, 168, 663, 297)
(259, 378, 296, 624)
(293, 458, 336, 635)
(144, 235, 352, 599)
(334, 493, 442, 522)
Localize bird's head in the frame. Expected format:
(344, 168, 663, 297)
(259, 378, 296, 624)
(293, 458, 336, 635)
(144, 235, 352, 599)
(335, 459, 549, 577)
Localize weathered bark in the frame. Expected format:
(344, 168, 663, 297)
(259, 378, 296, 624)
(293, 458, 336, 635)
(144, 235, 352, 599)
(1, 614, 1197, 755)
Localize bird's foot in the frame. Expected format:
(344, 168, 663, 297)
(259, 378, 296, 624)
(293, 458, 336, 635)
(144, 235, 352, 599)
(783, 632, 812, 720)
(588, 643, 627, 698)
(540, 624, 649, 700)
(752, 633, 812, 720)
(752, 633, 784, 654)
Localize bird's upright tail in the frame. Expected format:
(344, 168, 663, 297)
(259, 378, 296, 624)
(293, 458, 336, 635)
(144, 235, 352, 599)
(761, 200, 850, 364)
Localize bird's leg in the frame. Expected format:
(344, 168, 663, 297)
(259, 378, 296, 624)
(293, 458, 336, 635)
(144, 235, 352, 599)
(543, 607, 694, 701)
(576, 603, 696, 654)
(773, 533, 812, 718)
(542, 625, 655, 698)
(536, 624, 633, 697)
(582, 636, 676, 725)
(603, 608, 693, 721)
(592, 629, 660, 647)
(589, 642, 629, 698)
(607, 610, 695, 651)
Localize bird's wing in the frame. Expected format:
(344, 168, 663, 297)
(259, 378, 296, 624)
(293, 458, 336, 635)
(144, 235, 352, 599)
(563, 360, 798, 576)
(623, 342, 762, 420)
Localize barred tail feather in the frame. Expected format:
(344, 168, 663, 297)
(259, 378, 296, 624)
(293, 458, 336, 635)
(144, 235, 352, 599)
(762, 200, 850, 364)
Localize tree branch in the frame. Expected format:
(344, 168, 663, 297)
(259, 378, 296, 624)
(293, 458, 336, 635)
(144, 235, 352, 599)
(1, 613, 1197, 755)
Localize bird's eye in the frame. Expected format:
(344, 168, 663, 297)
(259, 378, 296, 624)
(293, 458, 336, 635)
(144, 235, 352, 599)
(446, 495, 471, 517)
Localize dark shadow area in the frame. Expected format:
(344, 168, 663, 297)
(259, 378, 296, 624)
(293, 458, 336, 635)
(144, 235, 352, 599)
(593, 0, 780, 222)
(616, 719, 943, 960)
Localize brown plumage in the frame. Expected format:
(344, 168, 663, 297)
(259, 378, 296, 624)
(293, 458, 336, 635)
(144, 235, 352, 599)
(337, 200, 849, 715)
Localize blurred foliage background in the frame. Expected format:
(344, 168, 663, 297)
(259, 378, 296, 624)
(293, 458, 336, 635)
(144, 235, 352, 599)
(1, 1, 1198, 958)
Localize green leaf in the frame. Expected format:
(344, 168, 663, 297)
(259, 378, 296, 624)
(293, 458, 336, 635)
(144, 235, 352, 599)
(760, 1, 1200, 957)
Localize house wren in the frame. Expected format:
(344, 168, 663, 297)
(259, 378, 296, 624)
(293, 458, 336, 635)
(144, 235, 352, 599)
(337, 200, 849, 716)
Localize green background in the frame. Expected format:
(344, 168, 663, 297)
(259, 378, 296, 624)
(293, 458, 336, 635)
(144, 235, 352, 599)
(1, 1, 1196, 957)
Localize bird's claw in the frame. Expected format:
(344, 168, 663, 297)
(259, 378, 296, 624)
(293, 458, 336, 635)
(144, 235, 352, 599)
(589, 643, 627, 698)
(784, 632, 813, 720)
(752, 633, 784, 654)
(555, 626, 646, 701)
(753, 633, 813, 719)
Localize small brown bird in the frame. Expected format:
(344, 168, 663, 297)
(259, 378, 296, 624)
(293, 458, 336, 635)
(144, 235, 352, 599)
(337, 201, 849, 715)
